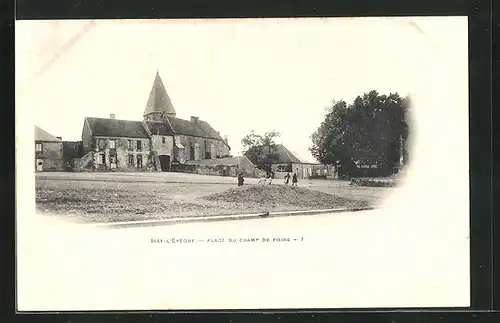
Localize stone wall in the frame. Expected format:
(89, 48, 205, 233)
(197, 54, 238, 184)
(151, 135, 173, 157)
(184, 156, 264, 178)
(176, 135, 230, 162)
(172, 163, 238, 177)
(87, 136, 156, 172)
(35, 141, 64, 171)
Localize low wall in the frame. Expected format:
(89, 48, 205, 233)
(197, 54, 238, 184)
(182, 156, 265, 178)
(172, 163, 264, 178)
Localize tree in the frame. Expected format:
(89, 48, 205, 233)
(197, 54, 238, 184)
(310, 91, 410, 177)
(242, 130, 281, 174)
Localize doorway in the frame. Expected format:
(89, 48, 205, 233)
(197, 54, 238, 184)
(36, 159, 43, 171)
(158, 155, 171, 172)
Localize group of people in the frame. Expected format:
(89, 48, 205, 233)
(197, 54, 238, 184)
(237, 172, 298, 187)
(283, 172, 298, 186)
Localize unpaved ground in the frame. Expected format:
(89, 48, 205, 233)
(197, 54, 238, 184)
(35, 172, 393, 223)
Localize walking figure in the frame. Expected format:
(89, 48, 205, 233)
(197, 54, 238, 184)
(284, 172, 291, 185)
(237, 173, 244, 186)
(292, 173, 298, 187)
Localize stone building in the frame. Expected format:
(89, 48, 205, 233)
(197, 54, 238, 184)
(35, 126, 64, 172)
(76, 71, 231, 172)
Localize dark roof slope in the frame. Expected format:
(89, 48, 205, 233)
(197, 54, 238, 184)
(167, 117, 224, 141)
(143, 72, 176, 117)
(144, 121, 174, 136)
(35, 126, 62, 142)
(86, 117, 149, 138)
(245, 144, 302, 164)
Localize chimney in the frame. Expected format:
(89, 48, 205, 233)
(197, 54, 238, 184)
(224, 135, 228, 144)
(110, 114, 116, 119)
(190, 116, 199, 123)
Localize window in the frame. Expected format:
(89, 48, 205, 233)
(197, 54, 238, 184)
(98, 139, 105, 150)
(109, 140, 116, 149)
(128, 154, 134, 165)
(137, 140, 142, 151)
(35, 143, 42, 152)
(137, 155, 143, 168)
(162, 137, 166, 144)
(277, 165, 286, 172)
(127, 140, 133, 150)
(101, 154, 106, 165)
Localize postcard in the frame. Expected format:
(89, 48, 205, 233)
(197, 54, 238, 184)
(16, 17, 470, 311)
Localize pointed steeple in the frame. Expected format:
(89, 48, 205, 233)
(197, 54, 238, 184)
(143, 71, 176, 120)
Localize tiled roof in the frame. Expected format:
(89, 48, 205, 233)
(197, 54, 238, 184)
(35, 126, 62, 142)
(86, 117, 149, 138)
(168, 117, 224, 141)
(245, 144, 302, 164)
(143, 72, 176, 117)
(144, 121, 174, 136)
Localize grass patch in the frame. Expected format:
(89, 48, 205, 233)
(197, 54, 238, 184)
(204, 185, 367, 210)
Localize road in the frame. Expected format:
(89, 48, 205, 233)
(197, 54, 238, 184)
(36, 171, 392, 207)
(17, 206, 469, 311)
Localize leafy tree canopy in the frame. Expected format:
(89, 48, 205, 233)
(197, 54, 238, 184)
(310, 90, 410, 176)
(242, 130, 281, 173)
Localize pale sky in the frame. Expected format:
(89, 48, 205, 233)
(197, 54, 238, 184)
(16, 17, 468, 162)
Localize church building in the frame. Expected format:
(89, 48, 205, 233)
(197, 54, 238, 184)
(77, 72, 231, 172)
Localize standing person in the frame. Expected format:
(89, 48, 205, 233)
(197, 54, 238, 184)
(292, 172, 298, 187)
(237, 173, 244, 186)
(284, 172, 291, 185)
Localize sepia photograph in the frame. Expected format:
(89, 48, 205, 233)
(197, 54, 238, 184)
(16, 17, 470, 311)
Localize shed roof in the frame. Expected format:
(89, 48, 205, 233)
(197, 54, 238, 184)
(35, 126, 62, 142)
(245, 144, 302, 164)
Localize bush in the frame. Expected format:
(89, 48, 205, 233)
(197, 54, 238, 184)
(350, 177, 397, 187)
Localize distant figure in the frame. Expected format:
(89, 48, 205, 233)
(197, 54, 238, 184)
(237, 173, 244, 186)
(258, 175, 267, 185)
(284, 172, 291, 185)
(267, 175, 273, 185)
(292, 173, 298, 187)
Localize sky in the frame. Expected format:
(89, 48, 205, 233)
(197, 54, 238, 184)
(16, 17, 468, 162)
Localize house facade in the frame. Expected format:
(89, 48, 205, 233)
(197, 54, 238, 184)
(75, 71, 230, 172)
(34, 126, 64, 172)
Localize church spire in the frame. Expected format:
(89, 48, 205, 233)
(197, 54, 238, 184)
(143, 71, 176, 120)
